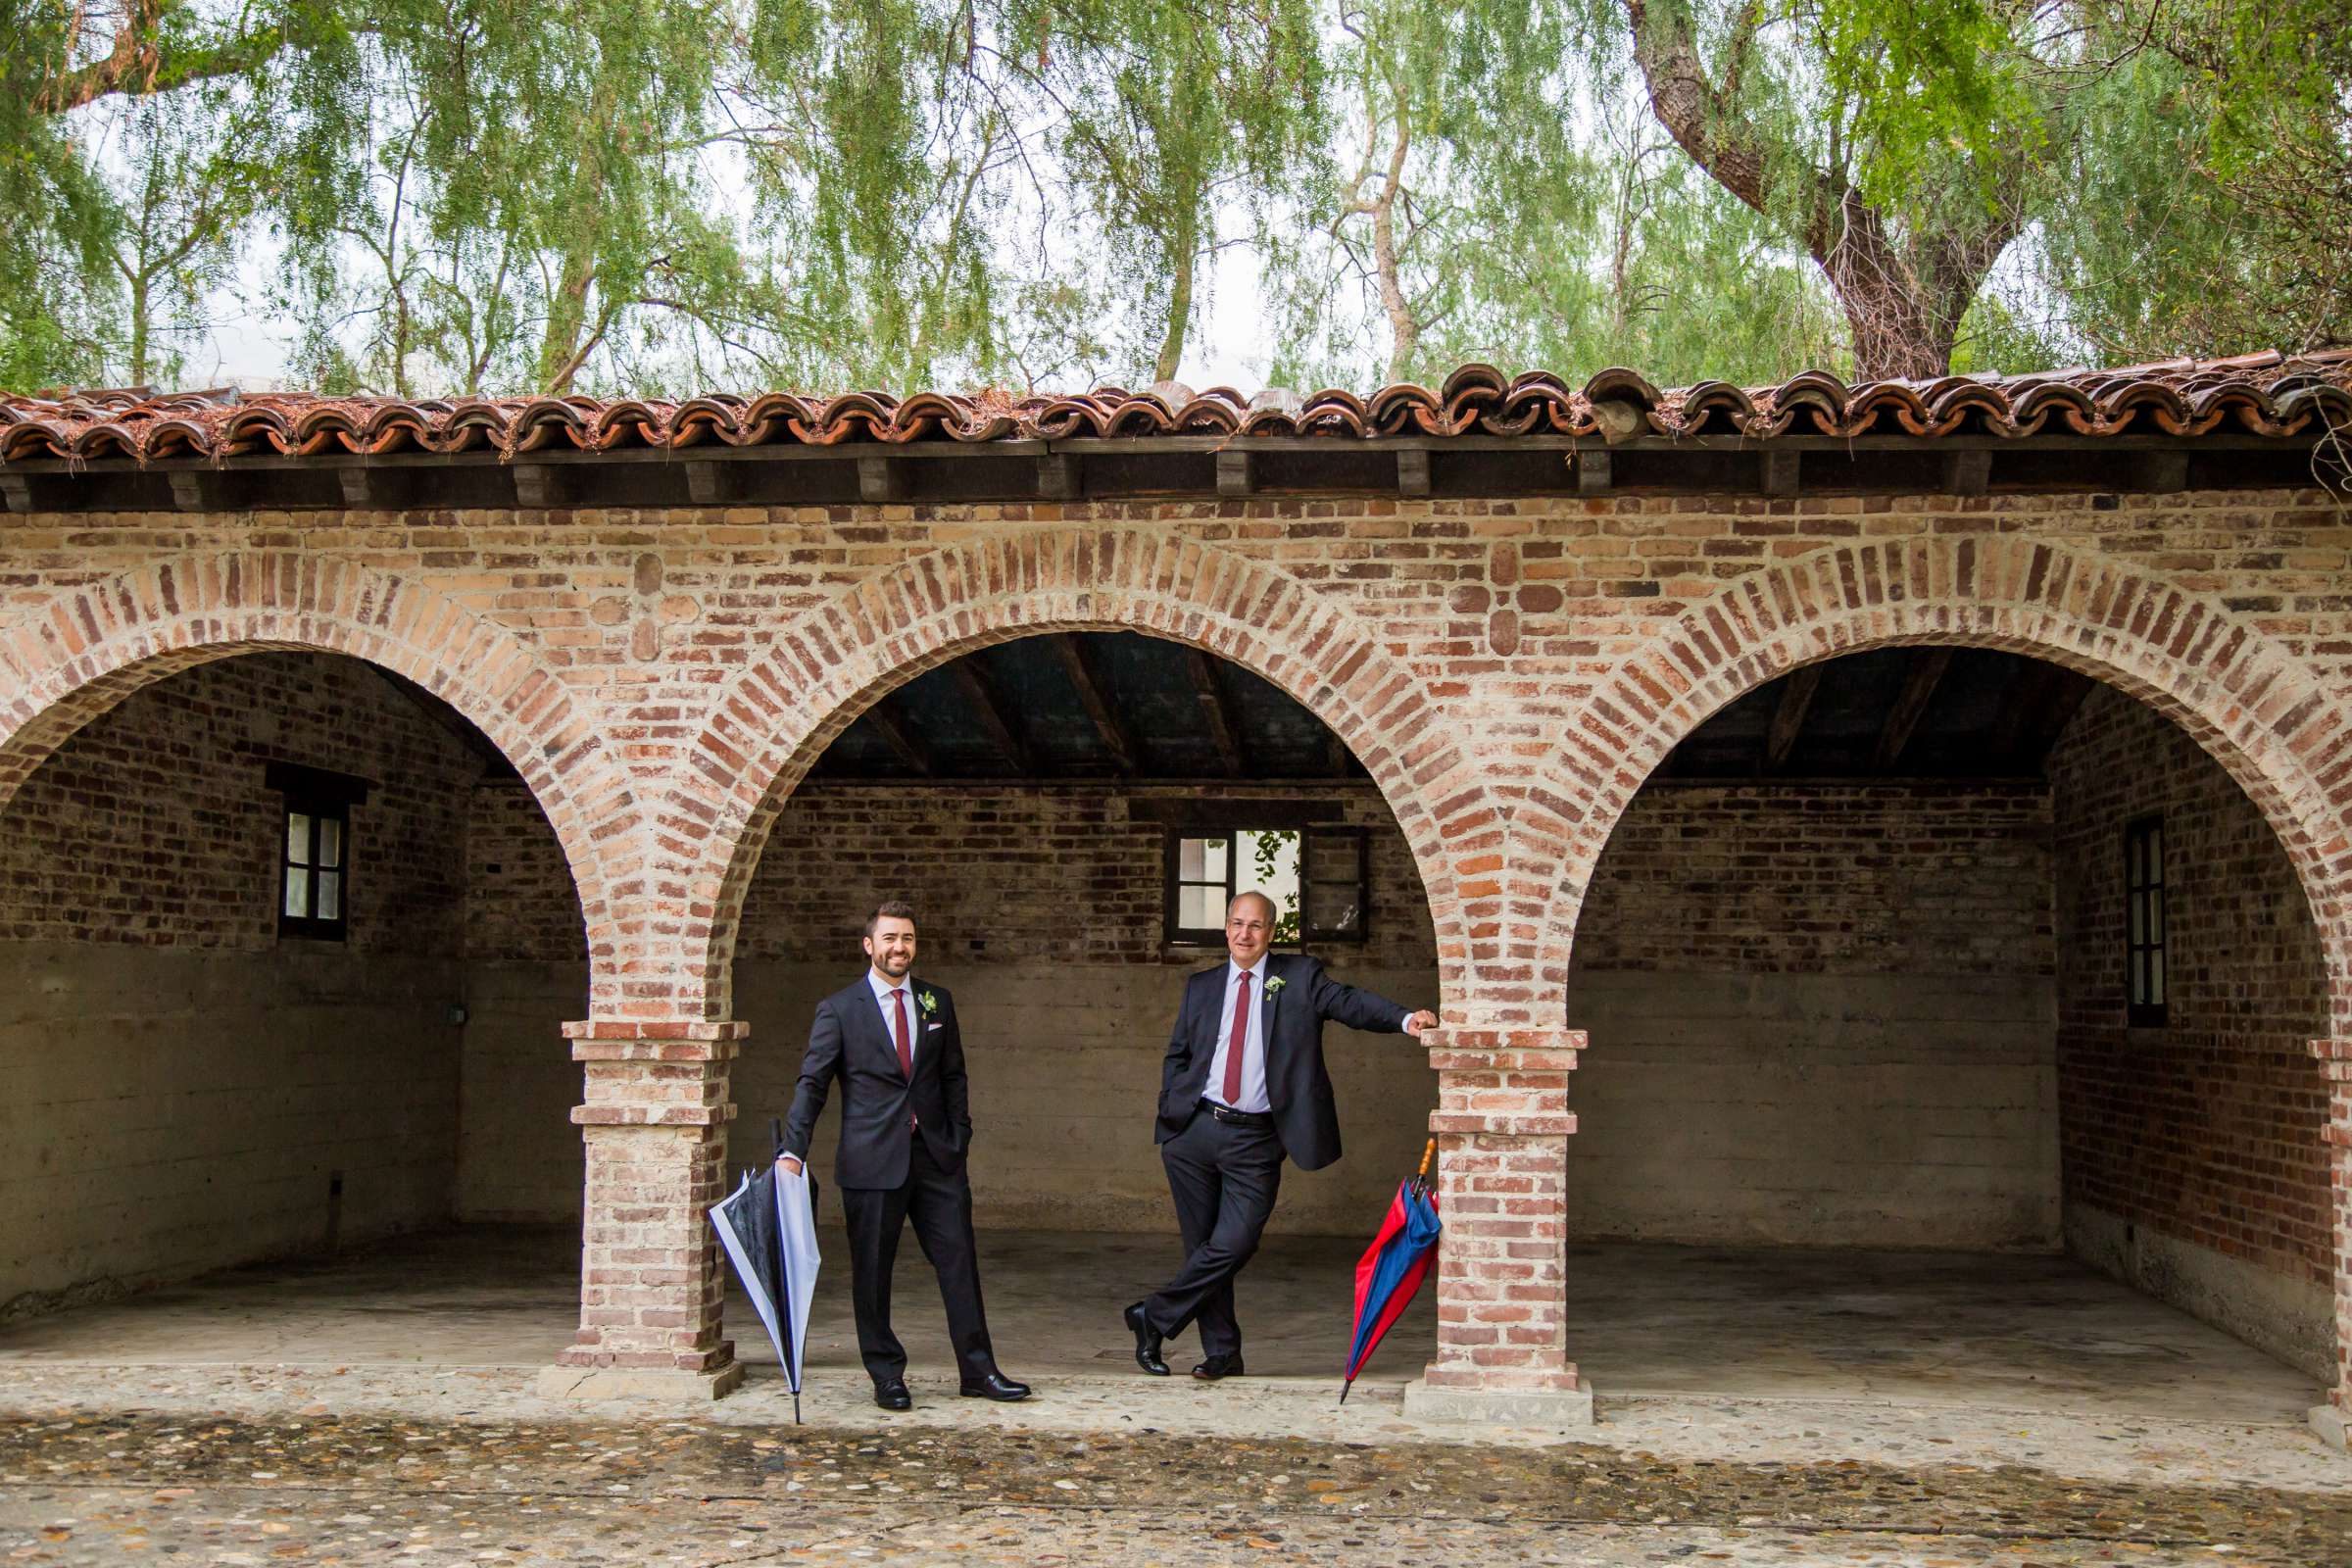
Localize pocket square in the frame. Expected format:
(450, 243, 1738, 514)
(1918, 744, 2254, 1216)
(927, 1022, 945, 1032)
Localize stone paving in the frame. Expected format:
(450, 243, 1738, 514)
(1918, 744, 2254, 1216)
(2, 1228, 2346, 1563)
(2, 1400, 2348, 1566)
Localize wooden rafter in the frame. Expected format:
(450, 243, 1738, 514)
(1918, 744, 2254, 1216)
(1048, 634, 1137, 774)
(367, 667, 517, 780)
(1762, 664, 1826, 773)
(950, 658, 1035, 774)
(1872, 648, 1955, 772)
(860, 696, 935, 777)
(1992, 661, 2098, 770)
(1184, 649, 1247, 776)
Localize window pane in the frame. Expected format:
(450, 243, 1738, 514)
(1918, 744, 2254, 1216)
(2129, 897, 2142, 944)
(285, 866, 310, 918)
(2150, 894, 2163, 945)
(1180, 837, 1205, 881)
(318, 871, 341, 921)
(1305, 881, 1362, 935)
(1236, 830, 1299, 930)
(318, 816, 342, 869)
(2150, 960, 2165, 1006)
(286, 811, 311, 864)
(1200, 837, 1228, 881)
(2148, 827, 2162, 883)
(1179, 883, 1220, 930)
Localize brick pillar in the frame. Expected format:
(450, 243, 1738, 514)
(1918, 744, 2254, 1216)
(1402, 1027, 1594, 1426)
(2315, 1038, 2352, 1451)
(534, 1020, 747, 1401)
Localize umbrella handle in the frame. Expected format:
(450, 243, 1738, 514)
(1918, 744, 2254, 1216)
(1415, 1138, 1436, 1183)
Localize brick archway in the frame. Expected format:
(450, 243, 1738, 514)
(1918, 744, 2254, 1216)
(661, 526, 1485, 1021)
(1541, 535, 2352, 1017)
(0, 552, 631, 973)
(1533, 533, 2352, 1435)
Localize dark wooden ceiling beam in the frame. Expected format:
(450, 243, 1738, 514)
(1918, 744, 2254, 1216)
(1048, 634, 1137, 774)
(1993, 661, 2099, 769)
(860, 696, 936, 777)
(366, 667, 516, 779)
(1872, 648, 1956, 772)
(950, 658, 1036, 773)
(1762, 664, 1826, 773)
(1184, 649, 1247, 776)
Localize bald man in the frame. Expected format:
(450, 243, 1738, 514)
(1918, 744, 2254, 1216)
(1125, 891, 1436, 1380)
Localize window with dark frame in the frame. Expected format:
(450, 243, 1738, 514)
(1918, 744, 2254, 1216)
(1161, 821, 1370, 947)
(2125, 813, 2167, 1026)
(267, 761, 371, 942)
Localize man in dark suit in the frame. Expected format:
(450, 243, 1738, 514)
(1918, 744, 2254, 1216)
(777, 901, 1029, 1410)
(1125, 890, 1436, 1380)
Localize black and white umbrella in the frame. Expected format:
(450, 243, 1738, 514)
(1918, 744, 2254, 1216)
(710, 1122, 822, 1421)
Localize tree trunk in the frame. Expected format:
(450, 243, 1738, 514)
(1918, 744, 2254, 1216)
(126, 271, 150, 385)
(1153, 227, 1195, 384)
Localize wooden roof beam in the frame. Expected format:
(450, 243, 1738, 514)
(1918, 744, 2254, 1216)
(1048, 634, 1137, 774)
(1872, 648, 1955, 772)
(861, 696, 936, 777)
(949, 658, 1035, 774)
(1762, 664, 1826, 773)
(1184, 649, 1247, 776)
(1993, 661, 2099, 770)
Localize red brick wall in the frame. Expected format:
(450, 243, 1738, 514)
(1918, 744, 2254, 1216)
(739, 781, 1438, 968)
(466, 784, 589, 962)
(1564, 781, 2061, 1248)
(2049, 686, 2332, 1297)
(1574, 782, 2056, 976)
(0, 652, 485, 1312)
(0, 653, 476, 952)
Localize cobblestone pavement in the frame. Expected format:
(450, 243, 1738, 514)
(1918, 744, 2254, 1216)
(3, 1405, 2347, 1567)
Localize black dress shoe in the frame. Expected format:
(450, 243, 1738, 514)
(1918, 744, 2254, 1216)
(1124, 1301, 1169, 1377)
(958, 1369, 1031, 1401)
(873, 1379, 912, 1411)
(1191, 1353, 1245, 1382)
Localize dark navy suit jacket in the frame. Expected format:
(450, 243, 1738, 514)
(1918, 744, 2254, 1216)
(1155, 951, 1411, 1171)
(782, 975, 972, 1190)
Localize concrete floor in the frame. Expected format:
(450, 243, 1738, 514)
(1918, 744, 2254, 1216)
(0, 1225, 2322, 1424)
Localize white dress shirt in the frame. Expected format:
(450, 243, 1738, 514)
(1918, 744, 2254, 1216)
(1201, 959, 1272, 1114)
(868, 969, 919, 1069)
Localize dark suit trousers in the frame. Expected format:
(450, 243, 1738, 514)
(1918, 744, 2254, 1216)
(1145, 1110, 1283, 1358)
(838, 1139, 996, 1385)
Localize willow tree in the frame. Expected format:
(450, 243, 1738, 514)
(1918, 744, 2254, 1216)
(1265, 0, 1837, 388)
(990, 0, 1326, 383)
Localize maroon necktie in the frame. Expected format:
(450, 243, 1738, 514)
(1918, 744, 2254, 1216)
(1221, 970, 1252, 1104)
(892, 989, 913, 1080)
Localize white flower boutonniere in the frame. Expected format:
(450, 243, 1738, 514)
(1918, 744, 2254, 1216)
(918, 989, 938, 1016)
(1261, 975, 1286, 998)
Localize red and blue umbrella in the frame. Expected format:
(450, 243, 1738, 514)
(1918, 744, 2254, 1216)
(1341, 1139, 1442, 1402)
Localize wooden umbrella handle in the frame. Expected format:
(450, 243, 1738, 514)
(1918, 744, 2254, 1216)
(1416, 1138, 1436, 1182)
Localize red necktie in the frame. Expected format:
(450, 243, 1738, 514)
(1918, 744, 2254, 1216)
(1221, 971, 1252, 1104)
(892, 990, 913, 1080)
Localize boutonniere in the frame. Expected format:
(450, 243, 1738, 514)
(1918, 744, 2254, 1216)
(1261, 975, 1286, 998)
(918, 989, 938, 1016)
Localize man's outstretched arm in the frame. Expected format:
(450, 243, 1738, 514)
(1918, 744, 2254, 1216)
(1309, 965, 1437, 1037)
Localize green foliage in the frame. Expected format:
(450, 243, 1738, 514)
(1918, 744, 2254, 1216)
(0, 0, 2339, 396)
(1250, 830, 1303, 944)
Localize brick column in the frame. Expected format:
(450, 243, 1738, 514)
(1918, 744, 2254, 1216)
(1402, 1027, 1595, 1426)
(2315, 1038, 2352, 1452)
(534, 1020, 747, 1401)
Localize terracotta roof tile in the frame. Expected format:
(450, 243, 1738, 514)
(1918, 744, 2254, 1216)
(3, 351, 2347, 467)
